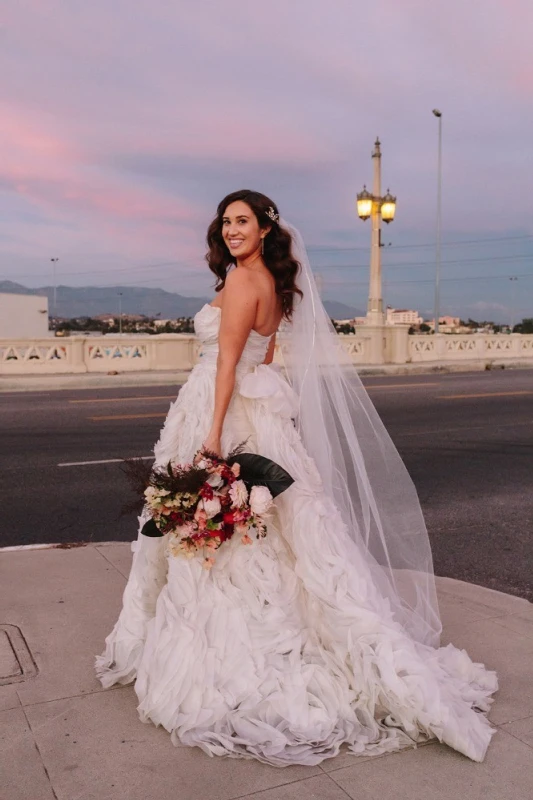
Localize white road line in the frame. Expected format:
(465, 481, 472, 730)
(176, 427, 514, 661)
(57, 456, 153, 467)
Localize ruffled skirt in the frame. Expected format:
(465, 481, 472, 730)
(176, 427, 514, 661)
(96, 363, 498, 766)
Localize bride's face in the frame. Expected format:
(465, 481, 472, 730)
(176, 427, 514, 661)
(221, 201, 263, 259)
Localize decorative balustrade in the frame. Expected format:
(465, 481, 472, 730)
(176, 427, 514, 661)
(1, 332, 532, 375)
(408, 333, 533, 363)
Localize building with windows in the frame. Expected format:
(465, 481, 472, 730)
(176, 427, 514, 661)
(386, 307, 423, 326)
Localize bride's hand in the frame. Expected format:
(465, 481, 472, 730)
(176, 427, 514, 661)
(202, 431, 223, 458)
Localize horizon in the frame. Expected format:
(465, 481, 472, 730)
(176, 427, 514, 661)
(1, 277, 527, 326)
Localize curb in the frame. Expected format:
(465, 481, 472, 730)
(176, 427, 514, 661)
(1, 360, 532, 393)
(0, 371, 191, 393)
(0, 541, 126, 553)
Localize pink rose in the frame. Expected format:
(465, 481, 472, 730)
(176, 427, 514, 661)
(194, 508, 207, 530)
(229, 480, 248, 508)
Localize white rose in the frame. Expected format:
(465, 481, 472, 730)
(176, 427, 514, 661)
(202, 496, 221, 519)
(207, 472, 224, 488)
(229, 479, 248, 508)
(249, 486, 273, 516)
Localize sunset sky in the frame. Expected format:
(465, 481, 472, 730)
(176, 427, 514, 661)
(2, 0, 532, 321)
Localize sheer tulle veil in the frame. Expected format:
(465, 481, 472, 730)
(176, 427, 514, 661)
(279, 219, 442, 647)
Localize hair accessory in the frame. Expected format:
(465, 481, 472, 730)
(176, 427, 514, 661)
(266, 207, 279, 223)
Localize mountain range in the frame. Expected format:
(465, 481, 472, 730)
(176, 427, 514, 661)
(0, 280, 363, 320)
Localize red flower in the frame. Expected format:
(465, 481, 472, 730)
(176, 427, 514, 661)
(220, 523, 234, 541)
(200, 483, 214, 500)
(223, 511, 235, 525)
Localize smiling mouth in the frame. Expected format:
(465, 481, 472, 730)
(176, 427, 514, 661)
(228, 240, 244, 248)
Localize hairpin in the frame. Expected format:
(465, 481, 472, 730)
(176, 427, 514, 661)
(266, 207, 279, 223)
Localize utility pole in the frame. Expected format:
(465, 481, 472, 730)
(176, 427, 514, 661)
(509, 276, 518, 331)
(50, 258, 59, 316)
(118, 292, 123, 335)
(432, 109, 443, 334)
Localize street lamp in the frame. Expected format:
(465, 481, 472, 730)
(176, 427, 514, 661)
(432, 109, 443, 334)
(356, 186, 373, 221)
(380, 190, 397, 223)
(356, 138, 397, 325)
(50, 258, 59, 316)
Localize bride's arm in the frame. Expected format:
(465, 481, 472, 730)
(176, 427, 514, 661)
(203, 270, 258, 455)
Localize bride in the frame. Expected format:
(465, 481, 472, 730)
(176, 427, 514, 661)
(96, 189, 498, 766)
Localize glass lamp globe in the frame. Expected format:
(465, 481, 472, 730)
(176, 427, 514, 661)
(356, 186, 373, 221)
(381, 190, 396, 224)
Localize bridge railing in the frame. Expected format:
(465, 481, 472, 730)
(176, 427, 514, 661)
(1, 331, 532, 374)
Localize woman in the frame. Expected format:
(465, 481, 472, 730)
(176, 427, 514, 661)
(96, 189, 498, 767)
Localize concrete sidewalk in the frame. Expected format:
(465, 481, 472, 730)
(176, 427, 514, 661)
(1, 543, 532, 800)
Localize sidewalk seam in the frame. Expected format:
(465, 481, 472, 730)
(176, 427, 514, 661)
(21, 704, 59, 800)
(17, 684, 131, 710)
(93, 544, 131, 580)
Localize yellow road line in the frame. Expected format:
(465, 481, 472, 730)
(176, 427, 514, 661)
(70, 395, 175, 404)
(396, 419, 533, 437)
(365, 382, 439, 389)
(440, 391, 533, 400)
(89, 412, 168, 421)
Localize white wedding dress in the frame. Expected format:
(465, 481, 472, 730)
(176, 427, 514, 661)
(96, 303, 498, 766)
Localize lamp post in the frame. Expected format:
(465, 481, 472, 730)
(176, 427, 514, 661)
(357, 138, 396, 326)
(50, 258, 59, 316)
(118, 292, 123, 335)
(432, 109, 443, 334)
(509, 276, 518, 331)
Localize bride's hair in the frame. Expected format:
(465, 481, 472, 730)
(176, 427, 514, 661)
(206, 189, 302, 319)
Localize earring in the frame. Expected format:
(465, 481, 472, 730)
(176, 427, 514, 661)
(261, 237, 264, 255)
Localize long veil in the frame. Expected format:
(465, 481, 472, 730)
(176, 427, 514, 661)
(279, 220, 442, 647)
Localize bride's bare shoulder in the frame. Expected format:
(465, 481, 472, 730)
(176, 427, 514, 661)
(223, 268, 258, 298)
(221, 269, 259, 312)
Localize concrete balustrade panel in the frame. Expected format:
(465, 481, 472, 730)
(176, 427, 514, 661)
(409, 334, 533, 364)
(1, 333, 532, 374)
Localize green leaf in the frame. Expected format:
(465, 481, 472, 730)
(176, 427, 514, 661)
(227, 453, 294, 498)
(141, 517, 163, 537)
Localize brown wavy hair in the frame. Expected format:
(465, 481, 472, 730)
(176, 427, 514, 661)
(206, 189, 302, 320)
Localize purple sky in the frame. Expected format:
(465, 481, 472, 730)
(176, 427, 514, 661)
(1, 0, 532, 321)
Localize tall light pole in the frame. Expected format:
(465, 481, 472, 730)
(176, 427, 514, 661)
(50, 258, 59, 316)
(356, 137, 397, 326)
(432, 109, 443, 334)
(118, 292, 123, 335)
(509, 276, 518, 331)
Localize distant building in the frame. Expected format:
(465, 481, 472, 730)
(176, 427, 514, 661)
(386, 307, 423, 326)
(427, 315, 462, 333)
(0, 293, 50, 339)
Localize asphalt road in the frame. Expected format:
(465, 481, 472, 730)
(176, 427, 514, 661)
(1, 369, 532, 601)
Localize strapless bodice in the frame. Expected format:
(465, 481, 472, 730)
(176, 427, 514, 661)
(193, 304, 271, 370)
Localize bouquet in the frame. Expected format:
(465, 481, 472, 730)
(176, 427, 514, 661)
(122, 444, 293, 570)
